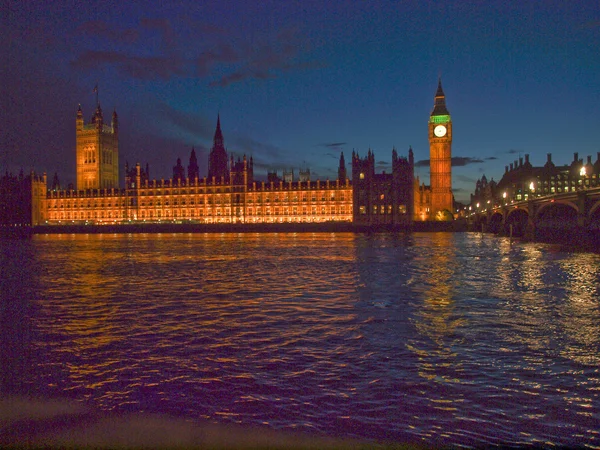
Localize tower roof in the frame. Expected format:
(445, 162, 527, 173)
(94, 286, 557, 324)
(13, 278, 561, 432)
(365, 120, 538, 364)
(435, 78, 445, 98)
(214, 114, 223, 144)
(431, 78, 450, 116)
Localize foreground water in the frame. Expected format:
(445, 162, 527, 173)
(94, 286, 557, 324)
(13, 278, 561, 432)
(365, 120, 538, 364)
(2, 232, 599, 447)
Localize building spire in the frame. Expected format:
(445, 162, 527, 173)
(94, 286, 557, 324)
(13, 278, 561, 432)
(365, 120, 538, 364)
(93, 82, 99, 107)
(338, 151, 347, 181)
(214, 114, 223, 148)
(435, 77, 444, 98)
(431, 78, 450, 116)
(208, 114, 229, 180)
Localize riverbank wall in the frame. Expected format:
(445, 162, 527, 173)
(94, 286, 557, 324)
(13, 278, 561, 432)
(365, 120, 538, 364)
(26, 220, 467, 235)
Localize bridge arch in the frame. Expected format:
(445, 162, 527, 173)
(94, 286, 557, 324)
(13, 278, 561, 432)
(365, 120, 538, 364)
(488, 212, 504, 234)
(535, 202, 579, 230)
(470, 214, 487, 232)
(589, 199, 600, 218)
(505, 208, 529, 236)
(534, 200, 579, 222)
(589, 202, 600, 231)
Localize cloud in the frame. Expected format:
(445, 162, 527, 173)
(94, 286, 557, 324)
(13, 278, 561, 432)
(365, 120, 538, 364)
(451, 157, 484, 166)
(140, 18, 175, 47)
(207, 61, 320, 87)
(75, 20, 139, 44)
(155, 103, 215, 140)
(71, 19, 319, 86)
(231, 135, 287, 162)
(71, 19, 183, 79)
(209, 68, 272, 87)
(580, 20, 600, 29)
(319, 142, 346, 150)
(455, 174, 477, 184)
(71, 50, 186, 80)
(154, 103, 289, 164)
(415, 156, 484, 168)
(196, 44, 238, 75)
(319, 142, 346, 148)
(209, 28, 321, 87)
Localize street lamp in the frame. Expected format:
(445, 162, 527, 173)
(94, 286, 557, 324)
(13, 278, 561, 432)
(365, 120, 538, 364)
(580, 165, 587, 190)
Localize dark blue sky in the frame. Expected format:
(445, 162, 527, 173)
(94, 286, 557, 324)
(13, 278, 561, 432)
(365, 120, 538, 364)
(2, 0, 599, 202)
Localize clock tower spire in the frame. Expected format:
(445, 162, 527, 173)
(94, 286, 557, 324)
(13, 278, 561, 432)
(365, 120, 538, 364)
(428, 78, 453, 220)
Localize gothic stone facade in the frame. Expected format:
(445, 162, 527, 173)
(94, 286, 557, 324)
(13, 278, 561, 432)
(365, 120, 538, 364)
(351, 148, 414, 227)
(38, 83, 450, 226)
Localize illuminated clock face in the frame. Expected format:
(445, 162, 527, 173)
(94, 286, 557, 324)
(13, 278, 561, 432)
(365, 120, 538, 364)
(434, 125, 447, 137)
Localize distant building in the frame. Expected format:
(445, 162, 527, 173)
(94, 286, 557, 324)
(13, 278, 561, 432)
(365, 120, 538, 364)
(0, 170, 46, 228)
(470, 152, 600, 211)
(283, 169, 293, 183)
(299, 168, 310, 183)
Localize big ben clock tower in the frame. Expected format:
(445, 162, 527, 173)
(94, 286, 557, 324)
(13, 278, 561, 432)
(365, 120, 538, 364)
(428, 79, 453, 219)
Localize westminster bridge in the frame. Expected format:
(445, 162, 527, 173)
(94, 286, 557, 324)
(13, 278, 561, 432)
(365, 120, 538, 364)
(469, 186, 600, 243)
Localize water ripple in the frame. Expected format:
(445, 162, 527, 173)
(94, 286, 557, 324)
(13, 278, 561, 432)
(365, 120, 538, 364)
(2, 232, 600, 447)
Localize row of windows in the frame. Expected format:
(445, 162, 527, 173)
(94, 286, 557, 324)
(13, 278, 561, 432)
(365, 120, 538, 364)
(358, 205, 408, 215)
(541, 173, 598, 181)
(48, 208, 351, 221)
(101, 151, 114, 165)
(48, 187, 351, 198)
(134, 183, 349, 194)
(515, 185, 588, 200)
(83, 148, 96, 164)
(49, 196, 351, 208)
(49, 206, 349, 216)
(50, 201, 127, 208)
(136, 192, 349, 200)
(82, 150, 115, 165)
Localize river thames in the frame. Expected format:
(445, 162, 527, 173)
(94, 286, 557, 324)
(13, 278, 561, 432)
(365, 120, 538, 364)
(2, 232, 599, 447)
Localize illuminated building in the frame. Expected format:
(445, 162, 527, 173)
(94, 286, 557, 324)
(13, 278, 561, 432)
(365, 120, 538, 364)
(470, 152, 600, 210)
(76, 104, 119, 190)
(44, 116, 354, 225)
(7, 82, 452, 227)
(428, 79, 453, 220)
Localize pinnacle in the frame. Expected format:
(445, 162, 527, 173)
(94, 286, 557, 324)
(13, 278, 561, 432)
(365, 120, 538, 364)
(435, 78, 445, 98)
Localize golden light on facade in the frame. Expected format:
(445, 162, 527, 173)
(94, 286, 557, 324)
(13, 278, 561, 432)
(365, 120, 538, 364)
(44, 179, 354, 225)
(25, 83, 457, 227)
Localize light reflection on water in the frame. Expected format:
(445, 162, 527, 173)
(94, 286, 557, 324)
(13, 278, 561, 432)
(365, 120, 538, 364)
(2, 232, 600, 447)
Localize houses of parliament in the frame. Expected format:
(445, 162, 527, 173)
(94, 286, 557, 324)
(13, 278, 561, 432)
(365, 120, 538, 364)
(1, 82, 454, 229)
